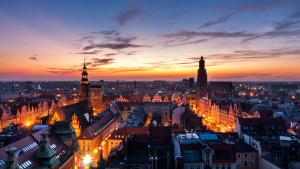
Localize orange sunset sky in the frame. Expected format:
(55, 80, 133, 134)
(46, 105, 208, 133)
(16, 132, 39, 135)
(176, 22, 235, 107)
(0, 0, 300, 81)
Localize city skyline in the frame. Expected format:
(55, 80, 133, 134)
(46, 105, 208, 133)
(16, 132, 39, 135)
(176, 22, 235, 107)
(1, 0, 300, 81)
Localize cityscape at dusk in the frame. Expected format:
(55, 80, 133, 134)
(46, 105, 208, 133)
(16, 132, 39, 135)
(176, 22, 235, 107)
(1, 0, 300, 81)
(0, 1, 300, 169)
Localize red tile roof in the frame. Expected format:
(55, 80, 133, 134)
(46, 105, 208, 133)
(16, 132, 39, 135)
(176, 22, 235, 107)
(78, 112, 116, 140)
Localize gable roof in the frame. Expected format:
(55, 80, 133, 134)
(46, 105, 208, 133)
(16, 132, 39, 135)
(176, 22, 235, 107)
(238, 117, 286, 133)
(208, 82, 233, 92)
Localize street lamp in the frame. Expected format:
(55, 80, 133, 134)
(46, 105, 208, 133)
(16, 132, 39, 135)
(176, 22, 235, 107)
(83, 154, 92, 166)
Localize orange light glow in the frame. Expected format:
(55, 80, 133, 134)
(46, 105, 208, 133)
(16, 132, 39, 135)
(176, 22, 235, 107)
(25, 122, 31, 127)
(292, 96, 296, 99)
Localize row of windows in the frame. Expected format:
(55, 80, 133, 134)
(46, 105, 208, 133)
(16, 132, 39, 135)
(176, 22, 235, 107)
(237, 160, 254, 166)
(184, 164, 201, 169)
(215, 164, 232, 169)
(236, 153, 254, 158)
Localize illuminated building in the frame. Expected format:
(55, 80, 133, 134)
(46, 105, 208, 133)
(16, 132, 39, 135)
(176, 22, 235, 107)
(163, 96, 170, 102)
(142, 93, 151, 102)
(152, 93, 162, 102)
(197, 56, 207, 99)
(72, 114, 81, 136)
(116, 94, 129, 102)
(0, 100, 58, 132)
(90, 85, 104, 114)
(145, 102, 170, 125)
(171, 90, 182, 105)
(79, 59, 90, 102)
(77, 111, 118, 160)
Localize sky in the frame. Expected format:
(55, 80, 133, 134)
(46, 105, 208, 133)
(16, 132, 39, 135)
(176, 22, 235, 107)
(0, 0, 300, 81)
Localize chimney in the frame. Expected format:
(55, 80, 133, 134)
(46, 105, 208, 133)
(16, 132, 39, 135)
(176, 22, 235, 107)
(4, 147, 20, 169)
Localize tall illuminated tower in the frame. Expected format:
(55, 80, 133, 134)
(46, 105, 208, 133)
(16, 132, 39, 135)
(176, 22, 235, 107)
(197, 56, 207, 99)
(79, 59, 90, 102)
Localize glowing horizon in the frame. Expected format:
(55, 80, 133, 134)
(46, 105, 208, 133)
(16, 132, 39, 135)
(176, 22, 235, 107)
(1, 0, 300, 82)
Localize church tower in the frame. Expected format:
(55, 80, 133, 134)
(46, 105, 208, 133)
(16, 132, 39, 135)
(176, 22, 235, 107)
(79, 59, 90, 102)
(197, 56, 207, 99)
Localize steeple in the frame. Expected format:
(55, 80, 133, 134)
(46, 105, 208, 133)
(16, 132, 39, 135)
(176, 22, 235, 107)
(81, 58, 89, 83)
(199, 55, 205, 70)
(79, 57, 90, 102)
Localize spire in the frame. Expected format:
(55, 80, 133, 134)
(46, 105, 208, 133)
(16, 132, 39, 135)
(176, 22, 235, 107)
(199, 55, 205, 70)
(83, 57, 86, 69)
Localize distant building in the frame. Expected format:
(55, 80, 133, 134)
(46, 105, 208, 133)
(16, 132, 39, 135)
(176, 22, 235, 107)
(208, 82, 234, 98)
(143, 93, 151, 102)
(90, 85, 104, 115)
(152, 93, 162, 102)
(234, 141, 258, 169)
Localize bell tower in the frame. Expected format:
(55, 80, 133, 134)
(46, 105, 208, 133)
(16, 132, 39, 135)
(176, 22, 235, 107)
(79, 58, 90, 102)
(197, 56, 207, 99)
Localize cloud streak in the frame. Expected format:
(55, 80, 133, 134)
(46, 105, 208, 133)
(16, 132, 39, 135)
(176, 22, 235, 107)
(29, 55, 38, 61)
(114, 8, 148, 26)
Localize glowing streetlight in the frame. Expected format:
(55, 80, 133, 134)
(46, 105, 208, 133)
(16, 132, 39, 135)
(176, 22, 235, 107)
(25, 122, 30, 127)
(83, 154, 92, 165)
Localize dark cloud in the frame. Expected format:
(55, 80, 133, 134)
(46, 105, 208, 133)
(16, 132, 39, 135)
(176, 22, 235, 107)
(163, 30, 255, 38)
(126, 51, 139, 55)
(105, 53, 117, 57)
(201, 13, 235, 28)
(290, 8, 300, 18)
(164, 38, 208, 47)
(162, 30, 255, 46)
(91, 58, 115, 66)
(69, 50, 101, 55)
(29, 55, 38, 61)
(83, 43, 148, 51)
(75, 29, 150, 51)
(184, 48, 300, 67)
(114, 8, 148, 26)
(200, 1, 292, 28)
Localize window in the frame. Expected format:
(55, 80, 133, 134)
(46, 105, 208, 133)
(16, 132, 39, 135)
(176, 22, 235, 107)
(237, 153, 241, 158)
(250, 161, 254, 166)
(191, 165, 194, 169)
(250, 153, 254, 157)
(196, 165, 201, 169)
(244, 153, 248, 158)
(227, 164, 231, 169)
(153, 138, 158, 143)
(244, 161, 248, 166)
